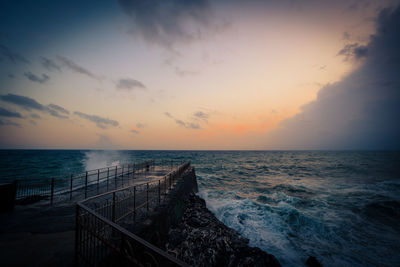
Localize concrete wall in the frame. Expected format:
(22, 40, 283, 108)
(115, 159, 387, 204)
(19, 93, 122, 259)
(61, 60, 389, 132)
(132, 167, 198, 248)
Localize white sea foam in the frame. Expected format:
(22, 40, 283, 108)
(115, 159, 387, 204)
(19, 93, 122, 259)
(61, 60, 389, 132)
(83, 150, 123, 171)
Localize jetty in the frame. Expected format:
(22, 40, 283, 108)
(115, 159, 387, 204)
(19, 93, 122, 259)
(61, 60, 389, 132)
(0, 159, 280, 266)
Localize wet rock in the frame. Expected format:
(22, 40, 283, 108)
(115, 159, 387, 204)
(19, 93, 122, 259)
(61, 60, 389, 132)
(306, 256, 322, 267)
(166, 193, 281, 267)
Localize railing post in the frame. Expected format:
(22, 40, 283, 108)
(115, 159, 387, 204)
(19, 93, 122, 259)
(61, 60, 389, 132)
(146, 183, 149, 211)
(75, 205, 80, 265)
(85, 171, 88, 198)
(158, 180, 161, 204)
(107, 167, 109, 191)
(133, 186, 136, 223)
(112, 192, 116, 223)
(50, 178, 55, 204)
(70, 174, 73, 200)
(164, 176, 167, 194)
(122, 165, 124, 179)
(115, 166, 117, 188)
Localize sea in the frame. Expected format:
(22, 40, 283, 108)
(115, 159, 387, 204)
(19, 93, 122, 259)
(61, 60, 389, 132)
(0, 150, 399, 266)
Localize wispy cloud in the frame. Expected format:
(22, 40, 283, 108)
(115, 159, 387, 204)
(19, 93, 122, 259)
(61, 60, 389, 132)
(337, 43, 368, 61)
(164, 112, 201, 129)
(0, 107, 22, 118)
(41, 57, 61, 72)
(118, 0, 219, 49)
(30, 113, 41, 119)
(136, 122, 146, 129)
(0, 93, 69, 119)
(0, 94, 45, 111)
(116, 78, 146, 90)
(130, 129, 139, 134)
(193, 111, 209, 121)
(48, 104, 69, 115)
(57, 56, 101, 81)
(0, 119, 20, 127)
(0, 44, 29, 64)
(74, 111, 119, 129)
(24, 72, 50, 84)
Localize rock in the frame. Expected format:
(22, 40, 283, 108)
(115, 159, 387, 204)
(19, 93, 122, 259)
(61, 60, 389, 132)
(306, 256, 322, 267)
(166, 194, 281, 267)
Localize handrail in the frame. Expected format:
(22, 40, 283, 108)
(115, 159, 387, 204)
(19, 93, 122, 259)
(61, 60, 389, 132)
(75, 161, 191, 266)
(77, 202, 189, 266)
(79, 166, 181, 204)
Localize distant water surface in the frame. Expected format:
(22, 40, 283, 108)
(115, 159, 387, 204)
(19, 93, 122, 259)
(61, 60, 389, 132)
(0, 150, 399, 266)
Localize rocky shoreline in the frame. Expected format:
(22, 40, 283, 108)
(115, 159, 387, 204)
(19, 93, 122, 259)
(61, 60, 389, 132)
(165, 193, 281, 267)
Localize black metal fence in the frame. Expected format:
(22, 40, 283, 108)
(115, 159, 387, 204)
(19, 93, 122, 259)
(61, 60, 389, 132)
(15, 159, 182, 204)
(75, 161, 191, 267)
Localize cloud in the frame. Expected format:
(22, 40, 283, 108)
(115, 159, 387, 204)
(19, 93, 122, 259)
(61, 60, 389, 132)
(0, 44, 29, 64)
(74, 111, 119, 129)
(338, 43, 368, 61)
(116, 78, 146, 90)
(24, 72, 50, 84)
(118, 0, 217, 49)
(0, 107, 22, 118)
(41, 57, 61, 72)
(0, 94, 45, 111)
(266, 6, 400, 150)
(0, 119, 20, 127)
(130, 129, 139, 134)
(0, 93, 69, 119)
(136, 123, 146, 128)
(193, 111, 209, 120)
(48, 104, 69, 115)
(30, 113, 41, 119)
(57, 56, 100, 80)
(164, 111, 201, 129)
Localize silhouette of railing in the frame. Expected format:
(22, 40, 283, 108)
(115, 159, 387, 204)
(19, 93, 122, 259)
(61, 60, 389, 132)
(15, 159, 182, 204)
(75, 161, 191, 267)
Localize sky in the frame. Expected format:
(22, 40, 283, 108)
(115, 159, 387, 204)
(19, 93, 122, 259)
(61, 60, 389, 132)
(0, 0, 399, 150)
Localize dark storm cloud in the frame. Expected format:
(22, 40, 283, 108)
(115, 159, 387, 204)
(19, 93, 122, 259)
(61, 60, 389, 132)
(338, 43, 368, 61)
(57, 56, 100, 80)
(116, 78, 146, 90)
(0, 93, 70, 119)
(0, 44, 29, 64)
(24, 72, 50, 84)
(73, 111, 119, 129)
(41, 57, 61, 72)
(118, 0, 216, 48)
(0, 107, 22, 118)
(267, 6, 400, 150)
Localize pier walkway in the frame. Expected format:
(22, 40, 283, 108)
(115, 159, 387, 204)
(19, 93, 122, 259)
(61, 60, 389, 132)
(0, 160, 187, 266)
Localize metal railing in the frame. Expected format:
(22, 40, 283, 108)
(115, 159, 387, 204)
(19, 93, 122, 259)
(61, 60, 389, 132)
(75, 161, 191, 266)
(15, 159, 183, 204)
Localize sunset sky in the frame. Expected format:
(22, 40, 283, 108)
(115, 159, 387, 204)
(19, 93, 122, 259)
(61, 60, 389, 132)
(1, 0, 399, 150)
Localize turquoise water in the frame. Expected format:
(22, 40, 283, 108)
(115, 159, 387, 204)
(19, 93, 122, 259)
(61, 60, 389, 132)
(1, 150, 399, 266)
